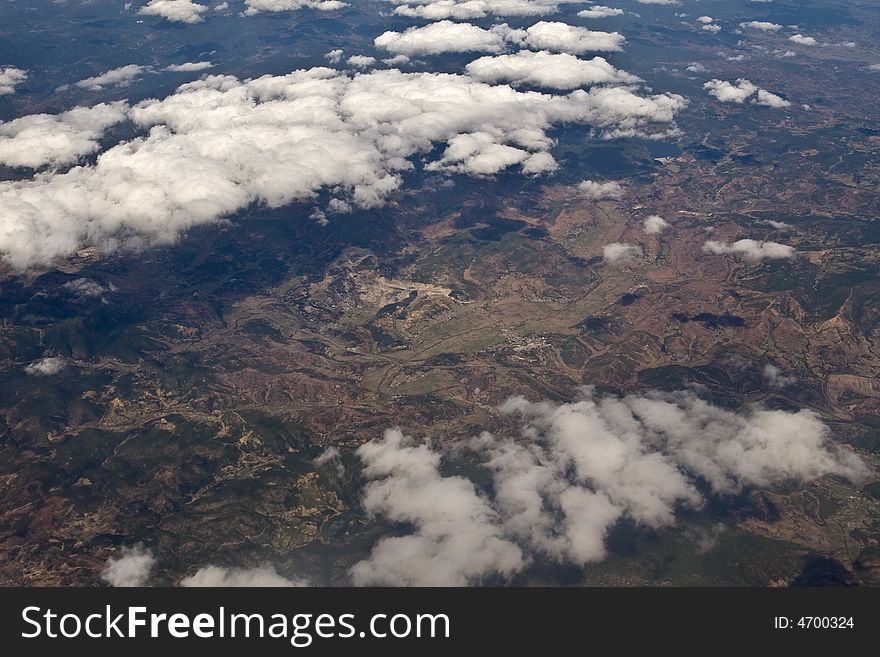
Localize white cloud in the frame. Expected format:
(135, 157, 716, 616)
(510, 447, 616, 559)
(75, 65, 148, 91)
(704, 78, 757, 103)
(0, 103, 128, 169)
(391, 0, 584, 20)
(349, 429, 525, 586)
(0, 68, 683, 269)
(643, 214, 669, 234)
(577, 179, 623, 199)
(347, 55, 376, 69)
(139, 0, 208, 23)
(686, 62, 706, 73)
(181, 564, 307, 586)
(0, 66, 27, 96)
(325, 49, 344, 64)
(868, 64, 880, 72)
(518, 21, 625, 54)
(764, 364, 796, 389)
(351, 390, 868, 584)
(164, 61, 215, 72)
(577, 6, 623, 19)
(702, 24, 720, 33)
(24, 356, 67, 376)
(754, 88, 790, 108)
(243, 0, 349, 15)
(602, 242, 642, 263)
(375, 21, 507, 56)
(702, 239, 795, 262)
(704, 79, 789, 108)
(635, 0, 678, 4)
(215, 2, 229, 9)
(739, 21, 782, 32)
(466, 51, 639, 90)
(696, 16, 713, 24)
(63, 277, 109, 299)
(101, 545, 155, 587)
(789, 34, 817, 46)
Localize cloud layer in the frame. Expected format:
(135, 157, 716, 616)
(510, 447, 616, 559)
(0, 68, 683, 269)
(351, 390, 869, 585)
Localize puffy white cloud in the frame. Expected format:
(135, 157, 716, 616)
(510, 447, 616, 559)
(351, 389, 868, 584)
(0, 103, 128, 169)
(375, 21, 507, 56)
(139, 0, 208, 23)
(603, 242, 642, 263)
(704, 78, 757, 103)
(577, 5, 623, 19)
(518, 21, 625, 54)
(347, 55, 376, 69)
(635, 0, 678, 4)
(686, 62, 707, 73)
(350, 429, 525, 586)
(391, 0, 582, 20)
(696, 16, 714, 24)
(702, 23, 720, 33)
(577, 179, 623, 199)
(243, 0, 349, 15)
(754, 88, 790, 108)
(101, 545, 155, 587)
(325, 49, 344, 64)
(466, 51, 639, 90)
(740, 20, 781, 31)
(181, 565, 307, 586)
(764, 364, 796, 389)
(75, 65, 148, 91)
(704, 79, 789, 108)
(63, 277, 110, 300)
(215, 1, 229, 9)
(164, 61, 215, 72)
(24, 356, 67, 376)
(643, 214, 669, 234)
(702, 239, 795, 262)
(0, 68, 683, 269)
(789, 34, 817, 46)
(0, 66, 27, 96)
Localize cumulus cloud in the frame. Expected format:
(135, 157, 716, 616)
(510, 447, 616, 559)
(635, 0, 678, 4)
(754, 88, 790, 108)
(63, 277, 110, 300)
(696, 16, 714, 24)
(704, 78, 757, 103)
(643, 214, 669, 234)
(75, 65, 148, 91)
(351, 390, 868, 584)
(739, 20, 781, 32)
(325, 49, 344, 64)
(577, 179, 623, 199)
(0, 68, 683, 269)
(704, 79, 789, 108)
(101, 545, 155, 587)
(24, 356, 67, 376)
(350, 429, 525, 586)
(577, 5, 623, 19)
(347, 55, 376, 69)
(164, 61, 215, 72)
(789, 34, 817, 46)
(602, 242, 642, 263)
(375, 21, 507, 56)
(0, 103, 128, 169)
(243, 0, 349, 15)
(466, 51, 639, 90)
(181, 564, 307, 586)
(391, 0, 583, 20)
(702, 239, 795, 262)
(139, 0, 208, 23)
(0, 66, 27, 95)
(517, 21, 625, 54)
(763, 364, 796, 389)
(686, 62, 707, 73)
